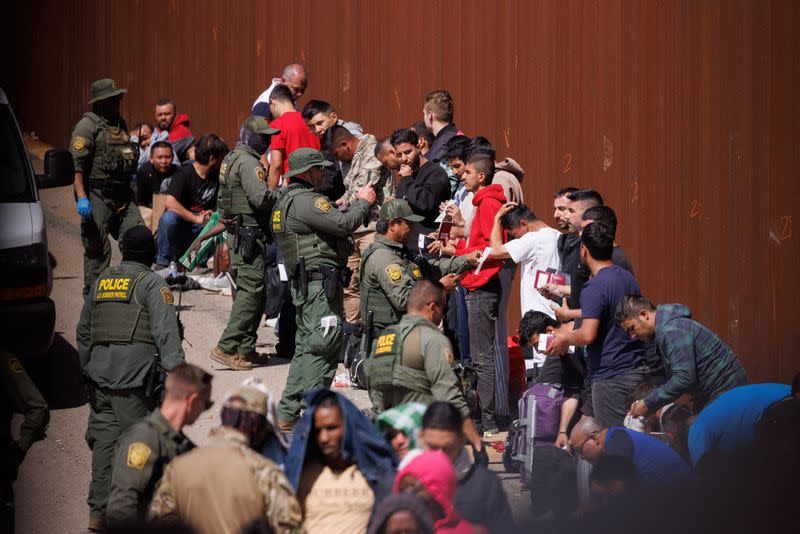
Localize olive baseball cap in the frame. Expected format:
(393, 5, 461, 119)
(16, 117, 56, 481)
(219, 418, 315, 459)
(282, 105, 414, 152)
(284, 147, 333, 178)
(379, 199, 425, 222)
(222, 385, 268, 416)
(88, 78, 127, 104)
(243, 115, 280, 135)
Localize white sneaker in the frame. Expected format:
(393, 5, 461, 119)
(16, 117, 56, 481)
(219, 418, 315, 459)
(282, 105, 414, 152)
(199, 273, 230, 292)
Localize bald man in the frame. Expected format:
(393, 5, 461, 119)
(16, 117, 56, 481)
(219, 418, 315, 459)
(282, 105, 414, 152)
(251, 63, 308, 120)
(569, 416, 689, 484)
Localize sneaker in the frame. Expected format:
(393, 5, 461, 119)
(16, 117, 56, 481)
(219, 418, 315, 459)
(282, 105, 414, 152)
(210, 346, 253, 370)
(199, 273, 230, 292)
(241, 350, 270, 365)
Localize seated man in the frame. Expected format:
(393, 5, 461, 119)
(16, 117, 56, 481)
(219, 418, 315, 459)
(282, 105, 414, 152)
(365, 280, 483, 457)
(285, 390, 397, 534)
(148, 381, 302, 534)
(106, 363, 212, 523)
(156, 134, 228, 269)
(568, 415, 690, 485)
(135, 141, 178, 230)
(518, 310, 584, 447)
(419, 401, 511, 534)
(615, 294, 748, 417)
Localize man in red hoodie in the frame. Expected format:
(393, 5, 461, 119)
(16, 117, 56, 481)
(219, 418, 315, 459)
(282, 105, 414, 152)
(152, 98, 195, 163)
(435, 153, 507, 435)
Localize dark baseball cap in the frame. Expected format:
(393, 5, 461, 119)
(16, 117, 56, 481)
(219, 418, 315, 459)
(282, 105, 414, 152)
(88, 78, 127, 104)
(243, 115, 280, 135)
(284, 148, 333, 178)
(378, 199, 425, 222)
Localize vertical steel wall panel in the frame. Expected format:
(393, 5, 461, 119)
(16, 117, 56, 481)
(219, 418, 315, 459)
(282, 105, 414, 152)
(4, 0, 798, 381)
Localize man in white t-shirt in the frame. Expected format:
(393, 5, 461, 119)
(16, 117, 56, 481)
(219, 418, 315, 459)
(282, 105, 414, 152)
(488, 203, 560, 317)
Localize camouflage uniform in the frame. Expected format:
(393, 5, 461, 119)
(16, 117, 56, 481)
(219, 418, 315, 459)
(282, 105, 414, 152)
(148, 426, 303, 534)
(337, 133, 389, 324)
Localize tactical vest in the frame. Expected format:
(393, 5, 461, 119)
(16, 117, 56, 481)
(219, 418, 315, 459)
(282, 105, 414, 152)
(90, 267, 154, 345)
(271, 185, 353, 272)
(365, 320, 432, 396)
(359, 242, 423, 328)
(217, 146, 264, 227)
(84, 112, 138, 183)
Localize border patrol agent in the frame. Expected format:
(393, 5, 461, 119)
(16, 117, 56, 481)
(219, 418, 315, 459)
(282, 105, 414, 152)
(365, 280, 485, 454)
(272, 148, 376, 428)
(1, 351, 49, 533)
(106, 363, 212, 524)
(211, 116, 280, 371)
(360, 199, 476, 333)
(70, 78, 143, 296)
(76, 226, 185, 531)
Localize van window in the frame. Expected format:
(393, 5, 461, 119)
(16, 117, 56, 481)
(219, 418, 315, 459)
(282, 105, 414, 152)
(0, 105, 35, 203)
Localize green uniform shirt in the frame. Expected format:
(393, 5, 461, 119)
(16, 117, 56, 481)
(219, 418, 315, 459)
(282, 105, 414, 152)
(106, 409, 194, 522)
(273, 182, 370, 270)
(69, 112, 135, 183)
(218, 143, 278, 225)
(360, 234, 472, 328)
(76, 261, 186, 388)
(371, 314, 470, 418)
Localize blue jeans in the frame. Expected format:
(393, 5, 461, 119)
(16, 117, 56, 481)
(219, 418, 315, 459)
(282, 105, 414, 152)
(156, 211, 203, 265)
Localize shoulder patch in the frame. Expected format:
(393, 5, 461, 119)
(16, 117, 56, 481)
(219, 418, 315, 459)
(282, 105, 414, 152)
(72, 136, 88, 151)
(411, 266, 422, 279)
(126, 442, 152, 470)
(8, 357, 23, 374)
(160, 287, 174, 304)
(443, 347, 455, 366)
(385, 264, 402, 282)
(314, 197, 332, 212)
(256, 168, 266, 182)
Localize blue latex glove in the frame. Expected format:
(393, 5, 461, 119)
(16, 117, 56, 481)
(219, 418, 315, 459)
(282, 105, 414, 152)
(76, 196, 92, 218)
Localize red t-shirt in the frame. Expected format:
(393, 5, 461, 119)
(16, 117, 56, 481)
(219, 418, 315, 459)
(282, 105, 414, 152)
(269, 111, 320, 174)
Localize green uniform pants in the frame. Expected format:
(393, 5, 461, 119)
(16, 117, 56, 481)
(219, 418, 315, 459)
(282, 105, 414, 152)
(85, 385, 154, 518)
(277, 280, 343, 422)
(81, 189, 143, 296)
(216, 238, 265, 355)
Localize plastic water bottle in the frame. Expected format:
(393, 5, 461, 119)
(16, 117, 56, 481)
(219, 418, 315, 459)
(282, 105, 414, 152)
(168, 261, 178, 278)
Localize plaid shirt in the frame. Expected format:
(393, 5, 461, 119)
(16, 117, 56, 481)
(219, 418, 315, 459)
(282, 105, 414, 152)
(644, 304, 748, 411)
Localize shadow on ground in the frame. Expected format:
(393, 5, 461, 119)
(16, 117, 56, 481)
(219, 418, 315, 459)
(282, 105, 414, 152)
(24, 333, 87, 409)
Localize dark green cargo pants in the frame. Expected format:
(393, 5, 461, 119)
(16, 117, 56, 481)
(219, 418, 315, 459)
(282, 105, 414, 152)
(85, 385, 153, 518)
(81, 188, 143, 296)
(216, 238, 265, 356)
(277, 280, 343, 422)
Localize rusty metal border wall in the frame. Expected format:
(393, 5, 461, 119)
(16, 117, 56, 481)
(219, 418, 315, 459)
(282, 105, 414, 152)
(4, 0, 798, 381)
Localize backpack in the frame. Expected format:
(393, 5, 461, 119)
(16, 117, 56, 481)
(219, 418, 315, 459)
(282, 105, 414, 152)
(504, 383, 564, 476)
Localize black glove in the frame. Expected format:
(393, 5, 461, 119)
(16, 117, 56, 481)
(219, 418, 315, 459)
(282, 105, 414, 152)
(472, 443, 489, 468)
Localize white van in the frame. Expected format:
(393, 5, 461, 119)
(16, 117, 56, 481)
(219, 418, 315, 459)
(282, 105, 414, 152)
(0, 88, 74, 354)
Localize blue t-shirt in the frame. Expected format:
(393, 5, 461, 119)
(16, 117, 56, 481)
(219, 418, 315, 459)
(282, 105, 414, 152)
(579, 265, 645, 379)
(605, 427, 690, 484)
(688, 383, 791, 465)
